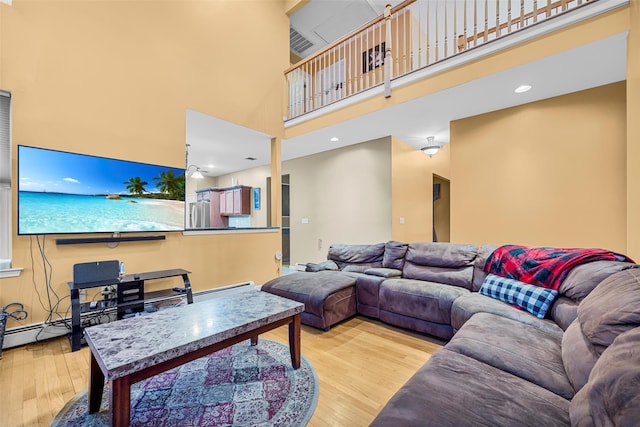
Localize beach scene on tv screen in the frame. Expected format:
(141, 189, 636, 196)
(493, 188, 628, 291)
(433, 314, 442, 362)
(18, 146, 186, 234)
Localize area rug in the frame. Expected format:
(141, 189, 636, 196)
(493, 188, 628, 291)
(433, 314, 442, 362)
(51, 339, 318, 426)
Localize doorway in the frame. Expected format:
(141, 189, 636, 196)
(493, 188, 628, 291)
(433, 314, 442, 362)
(433, 175, 450, 242)
(267, 174, 290, 265)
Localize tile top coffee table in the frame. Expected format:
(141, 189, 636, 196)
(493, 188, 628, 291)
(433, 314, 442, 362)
(84, 289, 304, 427)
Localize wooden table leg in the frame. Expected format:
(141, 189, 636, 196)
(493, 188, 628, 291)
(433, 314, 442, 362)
(88, 351, 104, 413)
(110, 376, 132, 427)
(250, 336, 259, 346)
(288, 313, 301, 369)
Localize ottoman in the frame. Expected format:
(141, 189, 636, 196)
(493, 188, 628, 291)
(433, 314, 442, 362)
(261, 271, 358, 330)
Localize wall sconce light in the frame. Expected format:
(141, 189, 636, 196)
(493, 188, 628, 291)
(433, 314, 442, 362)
(420, 136, 441, 158)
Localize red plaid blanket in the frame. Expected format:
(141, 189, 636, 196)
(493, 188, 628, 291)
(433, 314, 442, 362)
(484, 245, 634, 290)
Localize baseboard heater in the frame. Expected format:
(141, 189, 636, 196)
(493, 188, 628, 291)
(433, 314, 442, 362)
(2, 281, 255, 350)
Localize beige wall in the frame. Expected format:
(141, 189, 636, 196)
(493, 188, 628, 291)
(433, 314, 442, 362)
(283, 138, 392, 263)
(391, 137, 450, 243)
(1, 1, 288, 327)
(450, 82, 627, 251)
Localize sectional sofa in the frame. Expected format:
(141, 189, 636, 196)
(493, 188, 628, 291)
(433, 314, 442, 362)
(261, 241, 640, 426)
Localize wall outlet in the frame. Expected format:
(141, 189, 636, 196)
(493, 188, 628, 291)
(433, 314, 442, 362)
(79, 289, 87, 300)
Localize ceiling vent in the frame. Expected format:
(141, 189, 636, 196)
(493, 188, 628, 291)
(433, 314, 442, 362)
(290, 26, 314, 56)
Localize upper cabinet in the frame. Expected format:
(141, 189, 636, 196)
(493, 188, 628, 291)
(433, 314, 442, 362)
(220, 185, 251, 216)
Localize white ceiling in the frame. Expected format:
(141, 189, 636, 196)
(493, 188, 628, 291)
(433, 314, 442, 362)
(186, 0, 627, 177)
(186, 109, 272, 177)
(289, 0, 405, 58)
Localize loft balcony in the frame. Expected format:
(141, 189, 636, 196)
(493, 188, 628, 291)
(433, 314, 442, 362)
(285, 0, 627, 123)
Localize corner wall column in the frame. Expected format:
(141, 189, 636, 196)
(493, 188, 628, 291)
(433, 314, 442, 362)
(270, 137, 282, 228)
(627, 2, 640, 259)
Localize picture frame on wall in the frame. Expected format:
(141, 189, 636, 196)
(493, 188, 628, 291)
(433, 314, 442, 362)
(253, 187, 261, 210)
(362, 42, 385, 73)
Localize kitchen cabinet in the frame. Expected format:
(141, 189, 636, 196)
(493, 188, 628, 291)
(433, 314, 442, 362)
(220, 186, 251, 216)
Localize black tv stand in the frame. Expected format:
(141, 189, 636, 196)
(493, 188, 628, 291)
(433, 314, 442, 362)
(67, 268, 192, 352)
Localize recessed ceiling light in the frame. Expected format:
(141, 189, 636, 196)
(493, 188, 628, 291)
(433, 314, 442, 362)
(207, 164, 214, 168)
(330, 137, 339, 142)
(514, 84, 532, 93)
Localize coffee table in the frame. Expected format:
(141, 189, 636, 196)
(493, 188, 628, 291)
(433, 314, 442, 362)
(83, 289, 304, 427)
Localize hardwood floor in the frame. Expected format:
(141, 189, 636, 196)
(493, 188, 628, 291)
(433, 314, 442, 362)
(0, 316, 444, 427)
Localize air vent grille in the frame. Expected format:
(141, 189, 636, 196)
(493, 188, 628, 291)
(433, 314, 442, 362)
(290, 26, 314, 55)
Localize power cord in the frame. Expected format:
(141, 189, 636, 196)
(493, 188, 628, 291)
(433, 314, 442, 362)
(30, 235, 73, 342)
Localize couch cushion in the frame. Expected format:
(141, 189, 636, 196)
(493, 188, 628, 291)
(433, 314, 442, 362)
(578, 268, 640, 355)
(363, 267, 402, 278)
(380, 278, 469, 325)
(370, 349, 570, 427)
(451, 292, 562, 335)
(327, 243, 385, 270)
(562, 320, 599, 394)
(471, 243, 498, 292)
(479, 274, 558, 319)
(558, 260, 637, 302)
(570, 327, 640, 426)
(382, 240, 408, 270)
(341, 264, 379, 273)
(402, 242, 477, 290)
(547, 296, 578, 331)
(261, 271, 356, 317)
(446, 312, 572, 399)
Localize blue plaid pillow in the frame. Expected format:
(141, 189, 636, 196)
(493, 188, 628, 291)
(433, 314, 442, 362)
(479, 274, 558, 319)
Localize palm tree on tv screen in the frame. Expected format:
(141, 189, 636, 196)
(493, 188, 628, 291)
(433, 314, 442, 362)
(154, 170, 185, 200)
(123, 176, 148, 195)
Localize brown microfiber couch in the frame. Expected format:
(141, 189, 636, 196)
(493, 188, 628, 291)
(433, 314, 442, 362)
(262, 241, 640, 425)
(371, 266, 640, 426)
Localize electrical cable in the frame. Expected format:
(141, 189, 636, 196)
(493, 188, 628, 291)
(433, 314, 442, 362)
(30, 235, 72, 342)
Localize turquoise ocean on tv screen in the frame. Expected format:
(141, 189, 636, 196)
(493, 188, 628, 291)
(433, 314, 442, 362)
(19, 192, 185, 234)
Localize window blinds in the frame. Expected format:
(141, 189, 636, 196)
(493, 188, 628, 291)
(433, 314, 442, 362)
(0, 92, 10, 261)
(0, 92, 10, 185)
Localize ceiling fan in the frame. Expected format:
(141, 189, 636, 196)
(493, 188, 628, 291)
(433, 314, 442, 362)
(186, 144, 209, 179)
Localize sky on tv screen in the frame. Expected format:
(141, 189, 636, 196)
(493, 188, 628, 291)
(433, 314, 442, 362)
(18, 146, 184, 196)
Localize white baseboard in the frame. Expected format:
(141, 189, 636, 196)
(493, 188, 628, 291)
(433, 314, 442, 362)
(1, 281, 256, 351)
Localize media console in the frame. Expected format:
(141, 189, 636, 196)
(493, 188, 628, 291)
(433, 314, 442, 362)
(67, 268, 193, 352)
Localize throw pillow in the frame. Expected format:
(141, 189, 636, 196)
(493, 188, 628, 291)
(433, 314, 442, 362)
(479, 273, 558, 319)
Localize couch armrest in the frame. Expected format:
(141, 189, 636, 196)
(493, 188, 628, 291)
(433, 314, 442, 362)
(364, 268, 402, 278)
(305, 260, 340, 272)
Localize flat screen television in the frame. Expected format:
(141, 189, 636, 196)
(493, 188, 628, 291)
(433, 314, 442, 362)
(18, 145, 186, 235)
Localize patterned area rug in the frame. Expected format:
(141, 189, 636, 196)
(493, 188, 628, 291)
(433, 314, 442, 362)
(51, 339, 318, 426)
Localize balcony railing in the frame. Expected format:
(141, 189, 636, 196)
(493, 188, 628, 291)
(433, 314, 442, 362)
(285, 0, 597, 120)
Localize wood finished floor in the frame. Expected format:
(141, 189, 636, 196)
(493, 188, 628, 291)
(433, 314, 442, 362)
(0, 316, 444, 427)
